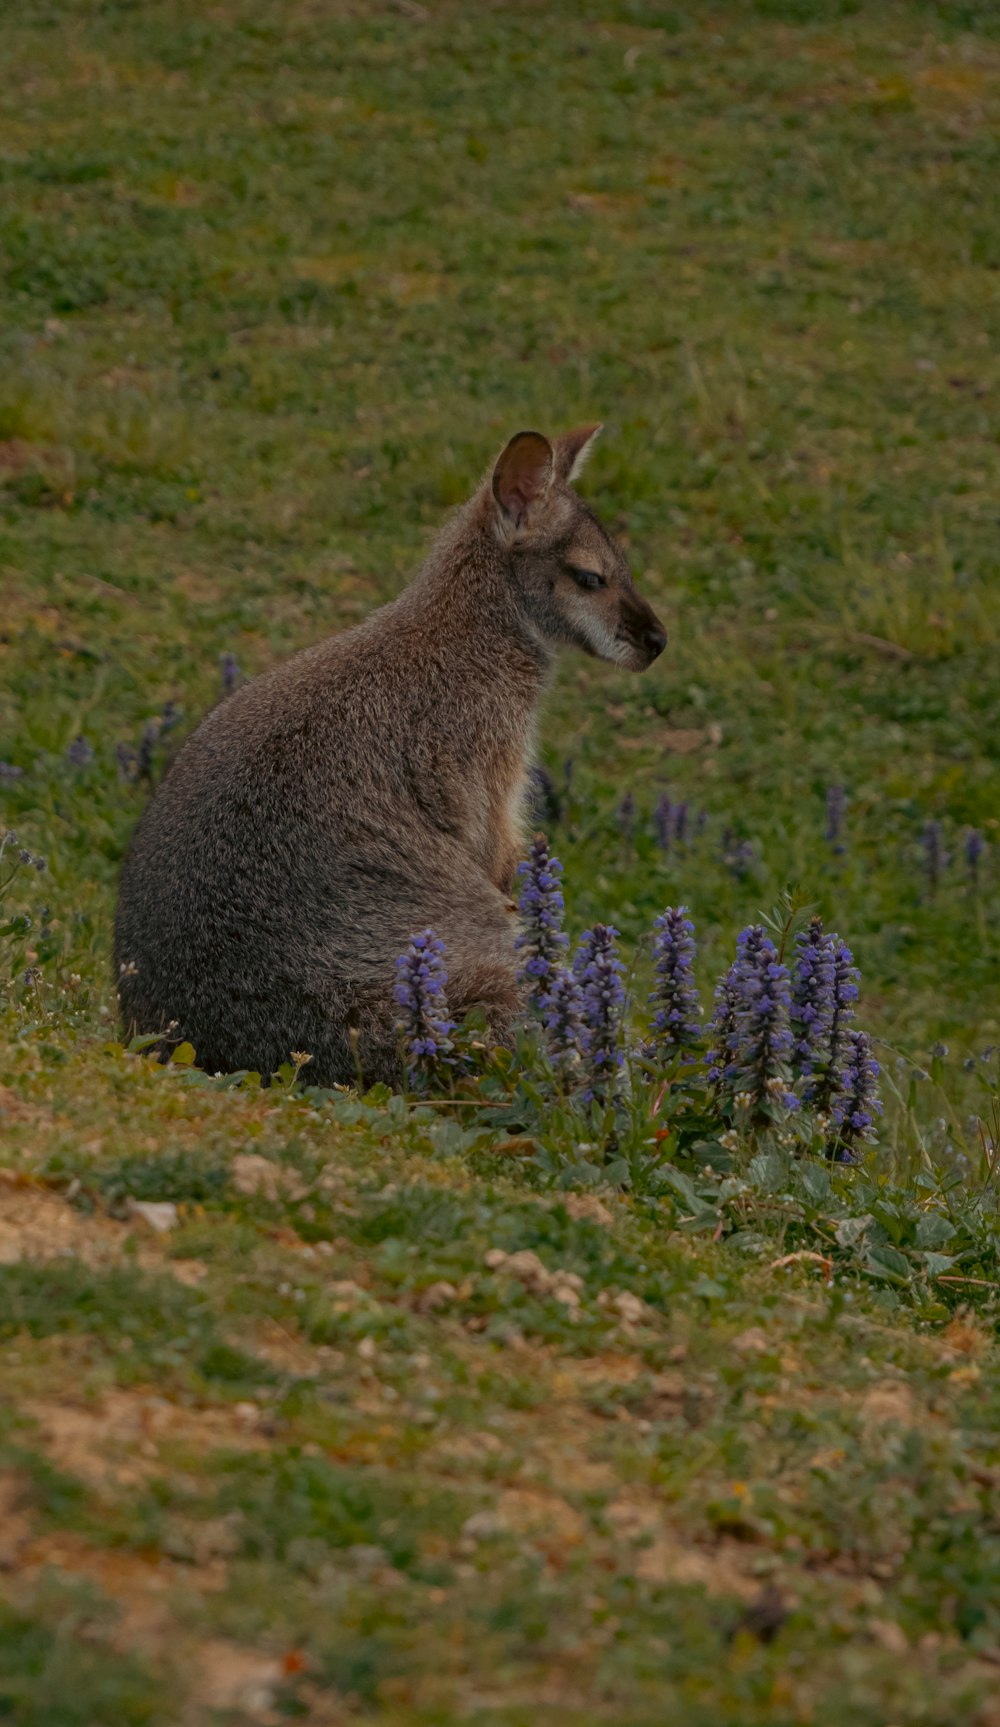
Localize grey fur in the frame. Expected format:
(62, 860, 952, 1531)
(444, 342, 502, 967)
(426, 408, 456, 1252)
(114, 427, 666, 1085)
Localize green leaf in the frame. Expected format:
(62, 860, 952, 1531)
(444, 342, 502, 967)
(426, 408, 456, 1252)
(747, 1152, 788, 1194)
(835, 1214, 873, 1250)
(676, 1206, 722, 1234)
(914, 1212, 956, 1250)
(799, 1162, 831, 1204)
(658, 1166, 700, 1209)
(128, 1032, 163, 1053)
(866, 1244, 913, 1284)
(171, 1041, 196, 1066)
(922, 1252, 956, 1278)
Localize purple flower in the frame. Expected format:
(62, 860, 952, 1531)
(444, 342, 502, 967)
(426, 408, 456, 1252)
(648, 906, 702, 1061)
(515, 833, 569, 1009)
(541, 965, 586, 1082)
(720, 829, 756, 879)
(727, 925, 798, 1113)
(573, 924, 626, 1103)
(825, 785, 846, 854)
(921, 819, 947, 896)
(790, 917, 836, 1095)
(394, 928, 455, 1089)
(706, 963, 740, 1090)
(653, 796, 692, 852)
(654, 794, 673, 851)
(66, 735, 94, 768)
(0, 762, 24, 782)
(831, 1029, 882, 1152)
(966, 828, 986, 887)
(221, 652, 241, 694)
(137, 719, 159, 782)
(617, 791, 637, 841)
(0, 831, 45, 876)
(160, 700, 181, 735)
(811, 937, 860, 1114)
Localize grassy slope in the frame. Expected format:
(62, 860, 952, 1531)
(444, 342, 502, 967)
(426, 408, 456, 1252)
(1, 0, 1000, 1720)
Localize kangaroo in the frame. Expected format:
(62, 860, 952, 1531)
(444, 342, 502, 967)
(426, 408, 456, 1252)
(114, 426, 667, 1086)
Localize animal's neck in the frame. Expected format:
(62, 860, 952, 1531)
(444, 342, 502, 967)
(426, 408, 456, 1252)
(409, 504, 551, 717)
(399, 505, 549, 890)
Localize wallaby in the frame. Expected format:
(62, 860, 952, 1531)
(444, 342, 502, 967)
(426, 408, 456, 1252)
(114, 426, 667, 1086)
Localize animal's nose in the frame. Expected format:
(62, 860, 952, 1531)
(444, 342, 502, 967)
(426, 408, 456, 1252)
(644, 623, 668, 660)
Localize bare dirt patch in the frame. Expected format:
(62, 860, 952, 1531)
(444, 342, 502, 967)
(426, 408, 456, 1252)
(0, 1179, 207, 1286)
(0, 1181, 131, 1269)
(22, 1386, 268, 1491)
(605, 1498, 759, 1600)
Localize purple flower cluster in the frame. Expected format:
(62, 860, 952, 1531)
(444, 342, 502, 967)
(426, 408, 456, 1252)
(573, 924, 626, 1102)
(790, 917, 836, 1097)
(221, 652, 242, 695)
(809, 937, 860, 1112)
(654, 795, 693, 852)
(66, 735, 94, 769)
(515, 833, 569, 1009)
(706, 964, 740, 1090)
(394, 928, 455, 1088)
(727, 926, 798, 1113)
(0, 830, 47, 878)
(541, 965, 585, 1082)
(617, 791, 637, 842)
(648, 906, 701, 1060)
(825, 785, 846, 854)
(720, 829, 756, 880)
(831, 1029, 882, 1155)
(966, 828, 985, 887)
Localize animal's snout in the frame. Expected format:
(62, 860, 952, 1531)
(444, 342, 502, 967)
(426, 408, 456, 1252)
(643, 621, 667, 660)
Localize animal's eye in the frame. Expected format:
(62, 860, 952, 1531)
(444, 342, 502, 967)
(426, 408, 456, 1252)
(568, 566, 606, 592)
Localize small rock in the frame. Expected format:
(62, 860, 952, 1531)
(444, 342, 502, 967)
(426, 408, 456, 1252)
(416, 1280, 458, 1312)
(462, 1510, 503, 1542)
(732, 1327, 770, 1355)
(126, 1198, 178, 1235)
(562, 1193, 614, 1226)
(862, 1381, 915, 1429)
(869, 1617, 909, 1655)
(598, 1288, 649, 1327)
(230, 1153, 304, 1201)
(485, 1247, 584, 1302)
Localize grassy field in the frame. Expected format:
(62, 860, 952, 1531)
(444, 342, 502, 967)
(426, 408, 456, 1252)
(2, 0, 1000, 1721)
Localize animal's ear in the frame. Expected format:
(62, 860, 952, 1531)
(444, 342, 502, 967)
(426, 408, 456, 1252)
(554, 422, 603, 483)
(492, 431, 555, 530)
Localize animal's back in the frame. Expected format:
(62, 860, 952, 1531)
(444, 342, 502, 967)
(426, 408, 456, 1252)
(114, 603, 514, 1082)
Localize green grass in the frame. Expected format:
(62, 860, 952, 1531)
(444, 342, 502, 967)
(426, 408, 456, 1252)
(2, 0, 1000, 1720)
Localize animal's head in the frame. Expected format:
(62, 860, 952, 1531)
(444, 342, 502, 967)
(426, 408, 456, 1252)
(486, 426, 667, 672)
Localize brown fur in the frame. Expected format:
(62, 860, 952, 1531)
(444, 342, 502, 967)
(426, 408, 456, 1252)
(114, 427, 666, 1085)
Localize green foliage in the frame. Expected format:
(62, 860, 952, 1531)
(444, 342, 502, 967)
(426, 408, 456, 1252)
(0, 1589, 164, 1727)
(2, 0, 1000, 1720)
(0, 1260, 274, 1391)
